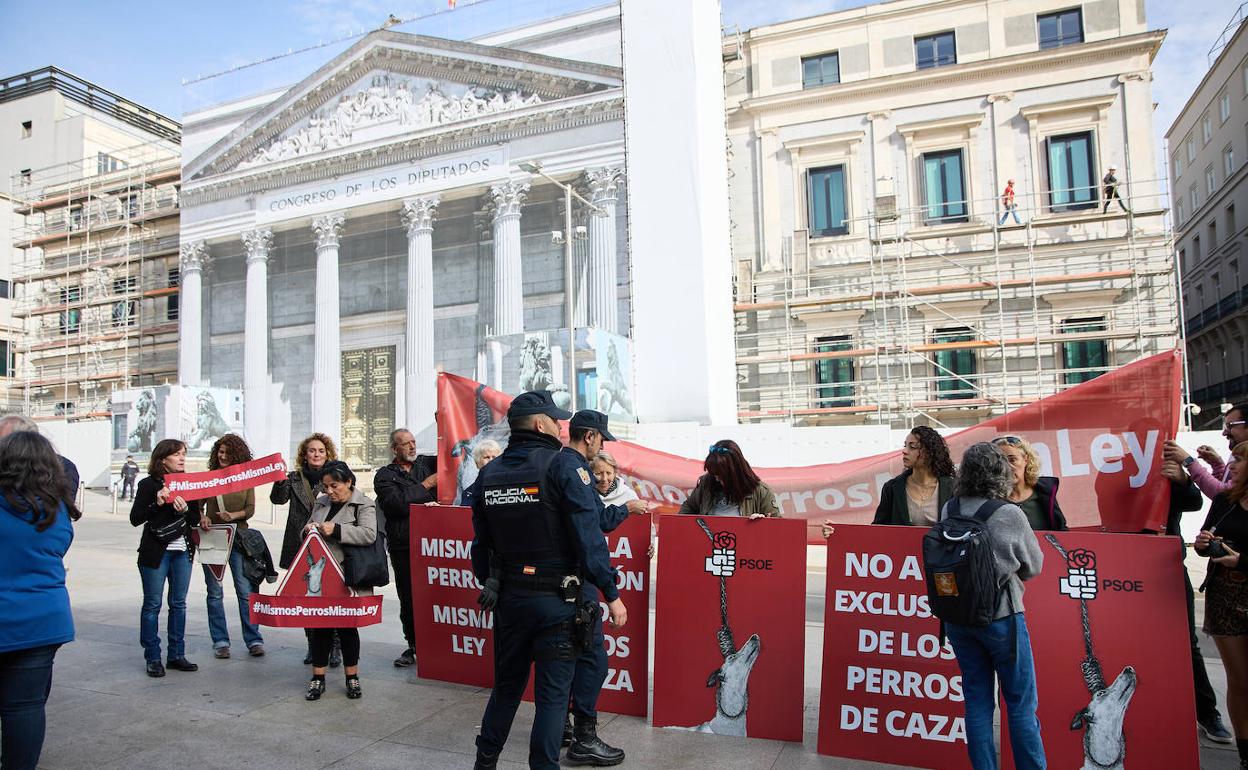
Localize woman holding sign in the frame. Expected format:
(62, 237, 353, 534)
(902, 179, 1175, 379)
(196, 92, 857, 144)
(129, 439, 207, 678)
(302, 460, 377, 701)
(202, 433, 264, 659)
(273, 432, 338, 665)
(678, 440, 780, 519)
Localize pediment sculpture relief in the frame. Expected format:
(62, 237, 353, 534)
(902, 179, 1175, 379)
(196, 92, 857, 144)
(237, 75, 543, 169)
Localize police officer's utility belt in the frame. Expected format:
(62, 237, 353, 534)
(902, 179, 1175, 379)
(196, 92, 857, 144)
(504, 570, 582, 603)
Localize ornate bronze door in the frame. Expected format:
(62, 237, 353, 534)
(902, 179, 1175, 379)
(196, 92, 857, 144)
(340, 346, 395, 467)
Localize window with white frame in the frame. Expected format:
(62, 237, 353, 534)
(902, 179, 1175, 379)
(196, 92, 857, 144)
(1059, 317, 1108, 384)
(1222, 91, 1232, 123)
(1046, 131, 1097, 211)
(1037, 8, 1083, 49)
(1190, 184, 1199, 211)
(1178, 200, 1186, 223)
(1203, 114, 1213, 144)
(813, 335, 854, 407)
(1188, 137, 1196, 162)
(1227, 146, 1237, 178)
(920, 149, 968, 224)
(802, 52, 840, 89)
(1207, 166, 1217, 196)
(1174, 152, 1184, 179)
(807, 165, 849, 237)
(915, 31, 956, 70)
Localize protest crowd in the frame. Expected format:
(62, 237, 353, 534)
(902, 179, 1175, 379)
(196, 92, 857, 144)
(1, 401, 1247, 770)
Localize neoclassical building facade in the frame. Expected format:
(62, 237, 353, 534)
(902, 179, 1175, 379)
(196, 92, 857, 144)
(179, 14, 630, 464)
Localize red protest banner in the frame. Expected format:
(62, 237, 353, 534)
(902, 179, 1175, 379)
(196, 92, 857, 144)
(438, 350, 1182, 540)
(166, 453, 289, 501)
(1002, 532, 1197, 770)
(409, 505, 494, 687)
(818, 524, 968, 768)
(652, 515, 805, 741)
(408, 505, 651, 716)
(248, 531, 382, 628)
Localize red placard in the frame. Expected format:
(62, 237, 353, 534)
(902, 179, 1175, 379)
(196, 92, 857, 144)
(652, 515, 805, 741)
(439, 350, 1183, 539)
(1002, 532, 1197, 770)
(249, 531, 382, 627)
(818, 525, 968, 768)
(166, 453, 288, 501)
(409, 505, 651, 716)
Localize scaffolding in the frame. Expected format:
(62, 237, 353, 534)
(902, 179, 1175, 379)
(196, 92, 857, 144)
(732, 178, 1179, 427)
(9, 141, 182, 419)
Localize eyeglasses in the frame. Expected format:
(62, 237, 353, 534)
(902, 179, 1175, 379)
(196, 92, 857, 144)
(1226, 420, 1247, 431)
(992, 435, 1023, 446)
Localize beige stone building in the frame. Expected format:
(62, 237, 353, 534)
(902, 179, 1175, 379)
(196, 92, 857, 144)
(1167, 12, 1248, 421)
(725, 0, 1176, 427)
(3, 68, 182, 423)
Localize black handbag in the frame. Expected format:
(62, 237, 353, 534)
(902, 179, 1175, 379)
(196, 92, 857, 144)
(149, 515, 186, 544)
(342, 523, 390, 589)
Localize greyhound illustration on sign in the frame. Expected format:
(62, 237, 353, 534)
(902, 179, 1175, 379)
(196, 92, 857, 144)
(274, 532, 352, 598)
(1045, 535, 1137, 770)
(671, 519, 762, 737)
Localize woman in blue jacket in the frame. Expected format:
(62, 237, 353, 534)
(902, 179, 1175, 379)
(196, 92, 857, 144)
(0, 430, 81, 770)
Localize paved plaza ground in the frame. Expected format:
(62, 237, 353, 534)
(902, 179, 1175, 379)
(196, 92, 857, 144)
(37, 492, 1240, 769)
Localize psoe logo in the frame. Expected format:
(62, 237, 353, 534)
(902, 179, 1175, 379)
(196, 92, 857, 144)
(1059, 548, 1098, 600)
(705, 531, 737, 577)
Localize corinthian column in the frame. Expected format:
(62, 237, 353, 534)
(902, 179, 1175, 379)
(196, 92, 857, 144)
(490, 181, 529, 336)
(586, 167, 622, 334)
(311, 213, 345, 443)
(241, 228, 273, 448)
(401, 196, 438, 447)
(178, 240, 208, 385)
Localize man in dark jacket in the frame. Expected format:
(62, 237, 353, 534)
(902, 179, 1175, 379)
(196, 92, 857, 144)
(121, 455, 140, 501)
(373, 428, 436, 667)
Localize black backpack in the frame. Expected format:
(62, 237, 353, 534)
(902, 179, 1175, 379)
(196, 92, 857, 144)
(922, 498, 1008, 630)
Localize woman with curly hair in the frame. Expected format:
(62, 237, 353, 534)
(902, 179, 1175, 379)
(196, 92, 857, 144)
(992, 435, 1068, 531)
(0, 430, 81, 770)
(201, 433, 264, 659)
(876, 426, 956, 526)
(678, 439, 780, 518)
(271, 432, 339, 665)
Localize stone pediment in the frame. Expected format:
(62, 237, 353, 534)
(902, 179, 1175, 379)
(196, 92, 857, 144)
(186, 29, 622, 181)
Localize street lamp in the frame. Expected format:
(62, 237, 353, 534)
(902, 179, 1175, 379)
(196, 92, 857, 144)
(518, 160, 600, 412)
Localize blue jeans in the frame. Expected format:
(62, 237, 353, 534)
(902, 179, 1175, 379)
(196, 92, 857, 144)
(477, 592, 576, 770)
(138, 550, 193, 663)
(947, 613, 1046, 770)
(999, 207, 1021, 225)
(0, 643, 60, 770)
(203, 548, 263, 649)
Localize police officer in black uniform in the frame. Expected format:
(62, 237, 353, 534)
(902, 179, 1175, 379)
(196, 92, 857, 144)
(562, 409, 645, 765)
(470, 392, 627, 770)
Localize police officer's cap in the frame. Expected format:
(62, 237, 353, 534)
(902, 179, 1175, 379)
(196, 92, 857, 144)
(570, 410, 616, 441)
(507, 390, 573, 421)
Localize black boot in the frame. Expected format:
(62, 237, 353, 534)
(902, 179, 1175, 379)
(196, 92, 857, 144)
(472, 749, 498, 770)
(303, 629, 314, 665)
(566, 715, 624, 766)
(328, 634, 342, 668)
(562, 712, 574, 747)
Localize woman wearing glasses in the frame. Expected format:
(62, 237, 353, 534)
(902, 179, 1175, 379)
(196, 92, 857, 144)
(991, 435, 1068, 531)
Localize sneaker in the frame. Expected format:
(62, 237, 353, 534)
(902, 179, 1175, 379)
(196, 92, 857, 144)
(393, 648, 415, 667)
(214, 647, 231, 659)
(1199, 715, 1234, 745)
(146, 661, 166, 678)
(248, 644, 265, 657)
(167, 658, 198, 672)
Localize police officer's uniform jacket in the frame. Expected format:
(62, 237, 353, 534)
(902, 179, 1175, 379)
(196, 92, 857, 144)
(470, 430, 619, 603)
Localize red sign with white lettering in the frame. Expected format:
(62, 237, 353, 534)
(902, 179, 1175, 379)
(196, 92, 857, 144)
(651, 515, 806, 741)
(409, 505, 651, 716)
(249, 531, 382, 628)
(818, 525, 967, 768)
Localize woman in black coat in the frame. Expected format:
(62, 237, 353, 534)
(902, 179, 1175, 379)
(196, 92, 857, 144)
(992, 435, 1069, 531)
(872, 426, 956, 526)
(129, 439, 206, 677)
(270, 432, 337, 664)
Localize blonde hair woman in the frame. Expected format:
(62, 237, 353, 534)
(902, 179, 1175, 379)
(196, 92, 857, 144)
(991, 436, 1068, 531)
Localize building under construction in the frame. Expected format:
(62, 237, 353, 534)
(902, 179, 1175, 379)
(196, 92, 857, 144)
(5, 67, 181, 422)
(724, 0, 1180, 428)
